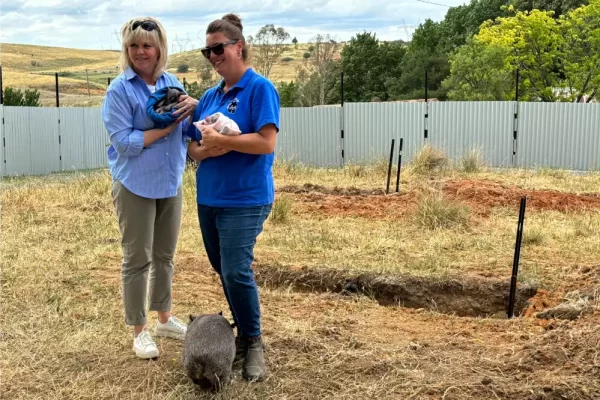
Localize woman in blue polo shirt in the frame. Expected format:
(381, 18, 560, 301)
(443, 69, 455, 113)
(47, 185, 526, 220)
(186, 13, 279, 383)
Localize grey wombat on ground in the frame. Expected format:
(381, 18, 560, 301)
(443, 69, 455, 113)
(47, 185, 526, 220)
(154, 88, 182, 114)
(182, 312, 236, 392)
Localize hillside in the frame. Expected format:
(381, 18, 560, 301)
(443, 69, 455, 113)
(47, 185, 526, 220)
(0, 42, 343, 107)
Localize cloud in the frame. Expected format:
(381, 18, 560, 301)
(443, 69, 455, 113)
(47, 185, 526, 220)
(0, 0, 466, 51)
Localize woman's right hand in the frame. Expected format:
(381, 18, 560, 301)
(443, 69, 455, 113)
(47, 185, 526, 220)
(188, 141, 229, 161)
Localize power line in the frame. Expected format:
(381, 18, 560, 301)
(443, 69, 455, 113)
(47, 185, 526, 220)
(416, 0, 452, 7)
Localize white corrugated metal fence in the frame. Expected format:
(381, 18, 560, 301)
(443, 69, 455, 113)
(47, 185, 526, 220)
(0, 102, 599, 177)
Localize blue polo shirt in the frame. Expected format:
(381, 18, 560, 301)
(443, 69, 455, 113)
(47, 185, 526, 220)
(186, 68, 280, 207)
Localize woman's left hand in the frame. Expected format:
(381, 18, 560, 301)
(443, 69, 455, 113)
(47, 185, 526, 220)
(173, 94, 198, 121)
(198, 125, 223, 148)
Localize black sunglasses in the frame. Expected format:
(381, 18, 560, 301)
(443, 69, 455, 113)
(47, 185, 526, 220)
(201, 40, 238, 58)
(132, 20, 158, 32)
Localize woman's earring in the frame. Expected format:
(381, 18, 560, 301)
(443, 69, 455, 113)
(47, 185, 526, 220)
(238, 52, 242, 59)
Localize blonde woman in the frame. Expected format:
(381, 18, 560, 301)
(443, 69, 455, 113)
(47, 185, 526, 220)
(101, 17, 198, 359)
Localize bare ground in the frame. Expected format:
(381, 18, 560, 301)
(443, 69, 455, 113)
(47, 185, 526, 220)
(2, 168, 600, 399)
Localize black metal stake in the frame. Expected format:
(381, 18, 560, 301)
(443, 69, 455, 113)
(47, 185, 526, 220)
(340, 71, 344, 106)
(55, 72, 59, 107)
(395, 138, 404, 193)
(0, 65, 3, 104)
(425, 68, 428, 102)
(508, 196, 527, 318)
(386, 138, 395, 194)
(515, 68, 520, 102)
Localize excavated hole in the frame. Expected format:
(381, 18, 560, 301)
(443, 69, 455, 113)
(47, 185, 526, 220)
(254, 264, 538, 319)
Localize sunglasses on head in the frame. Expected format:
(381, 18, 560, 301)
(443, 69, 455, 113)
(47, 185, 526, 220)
(132, 20, 158, 32)
(200, 40, 238, 58)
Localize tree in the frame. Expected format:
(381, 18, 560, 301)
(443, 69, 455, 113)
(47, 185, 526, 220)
(478, 9, 564, 101)
(441, 0, 510, 50)
(293, 67, 324, 107)
(277, 81, 299, 107)
(558, 0, 600, 101)
(3, 87, 40, 106)
(340, 31, 406, 102)
(442, 37, 514, 100)
(510, 0, 588, 17)
(302, 34, 341, 105)
(248, 24, 290, 79)
(184, 57, 220, 99)
(387, 19, 450, 100)
(469, 1, 600, 102)
(292, 37, 298, 48)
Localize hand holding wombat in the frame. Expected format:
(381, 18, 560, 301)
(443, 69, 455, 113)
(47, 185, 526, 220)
(153, 88, 183, 114)
(194, 112, 241, 136)
(182, 312, 236, 392)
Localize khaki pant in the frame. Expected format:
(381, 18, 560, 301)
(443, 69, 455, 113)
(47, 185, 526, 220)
(112, 180, 183, 326)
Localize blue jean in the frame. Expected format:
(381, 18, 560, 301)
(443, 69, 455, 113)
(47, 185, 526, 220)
(197, 204, 272, 338)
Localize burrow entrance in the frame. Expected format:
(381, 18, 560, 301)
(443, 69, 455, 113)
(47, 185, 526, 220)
(254, 264, 538, 318)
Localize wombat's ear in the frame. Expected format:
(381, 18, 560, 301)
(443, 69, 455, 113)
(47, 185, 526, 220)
(189, 314, 195, 322)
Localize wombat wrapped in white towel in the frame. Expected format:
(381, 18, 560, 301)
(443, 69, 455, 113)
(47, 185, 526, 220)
(193, 112, 241, 136)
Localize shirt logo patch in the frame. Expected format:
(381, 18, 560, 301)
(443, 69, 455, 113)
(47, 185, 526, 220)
(227, 98, 239, 114)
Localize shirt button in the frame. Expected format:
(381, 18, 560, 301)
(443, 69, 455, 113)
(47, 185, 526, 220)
(166, 152, 169, 156)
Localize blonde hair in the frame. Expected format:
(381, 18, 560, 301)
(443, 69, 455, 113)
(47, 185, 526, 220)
(118, 17, 168, 80)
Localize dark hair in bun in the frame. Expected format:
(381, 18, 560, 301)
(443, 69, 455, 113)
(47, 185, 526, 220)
(221, 13, 243, 32)
(206, 13, 248, 61)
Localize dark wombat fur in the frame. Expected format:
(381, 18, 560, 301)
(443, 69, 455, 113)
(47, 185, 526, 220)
(182, 312, 236, 392)
(154, 88, 182, 114)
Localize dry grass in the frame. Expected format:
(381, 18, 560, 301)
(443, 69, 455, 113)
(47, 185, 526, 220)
(2, 161, 600, 399)
(414, 191, 470, 230)
(406, 144, 449, 176)
(1, 41, 341, 107)
(270, 193, 293, 224)
(459, 147, 486, 173)
(167, 43, 336, 84)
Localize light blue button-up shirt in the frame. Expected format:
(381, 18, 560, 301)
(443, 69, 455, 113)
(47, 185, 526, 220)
(101, 67, 192, 199)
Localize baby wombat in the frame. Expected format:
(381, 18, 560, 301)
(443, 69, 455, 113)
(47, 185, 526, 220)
(182, 311, 236, 392)
(154, 88, 182, 114)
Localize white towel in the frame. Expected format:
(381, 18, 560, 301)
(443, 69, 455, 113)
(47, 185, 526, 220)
(193, 112, 241, 136)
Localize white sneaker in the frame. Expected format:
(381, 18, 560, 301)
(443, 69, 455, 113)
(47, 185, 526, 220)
(153, 316, 187, 340)
(133, 330, 159, 359)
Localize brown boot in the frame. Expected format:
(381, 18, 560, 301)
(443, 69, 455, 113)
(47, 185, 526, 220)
(242, 336, 269, 382)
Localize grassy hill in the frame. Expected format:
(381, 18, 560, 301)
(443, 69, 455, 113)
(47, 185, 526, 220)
(0, 42, 342, 107)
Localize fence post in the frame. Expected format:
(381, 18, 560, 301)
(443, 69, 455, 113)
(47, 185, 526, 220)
(340, 71, 345, 167)
(55, 72, 63, 170)
(512, 68, 519, 166)
(0, 65, 3, 104)
(424, 68, 429, 141)
(55, 73, 60, 107)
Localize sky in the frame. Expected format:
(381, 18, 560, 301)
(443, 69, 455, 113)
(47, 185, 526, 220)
(0, 0, 467, 52)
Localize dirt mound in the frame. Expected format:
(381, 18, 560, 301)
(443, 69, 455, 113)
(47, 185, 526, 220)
(293, 192, 416, 219)
(523, 289, 563, 318)
(254, 264, 538, 318)
(444, 179, 600, 214)
(279, 183, 386, 196)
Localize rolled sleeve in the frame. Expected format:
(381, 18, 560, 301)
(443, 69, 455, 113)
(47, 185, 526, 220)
(102, 87, 145, 157)
(251, 79, 280, 133)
